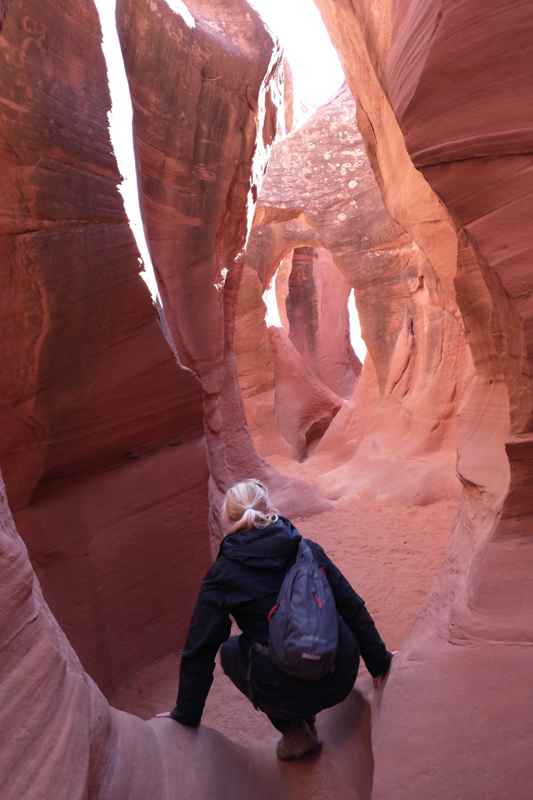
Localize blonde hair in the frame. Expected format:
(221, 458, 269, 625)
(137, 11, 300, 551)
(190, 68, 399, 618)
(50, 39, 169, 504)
(223, 479, 278, 533)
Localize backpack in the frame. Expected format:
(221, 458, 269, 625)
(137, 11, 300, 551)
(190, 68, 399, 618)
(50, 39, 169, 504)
(267, 539, 338, 680)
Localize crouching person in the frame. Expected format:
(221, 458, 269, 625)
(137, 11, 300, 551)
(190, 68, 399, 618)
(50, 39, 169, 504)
(163, 479, 393, 761)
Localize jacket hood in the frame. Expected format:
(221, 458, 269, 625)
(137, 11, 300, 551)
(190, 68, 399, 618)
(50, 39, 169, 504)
(221, 516, 301, 570)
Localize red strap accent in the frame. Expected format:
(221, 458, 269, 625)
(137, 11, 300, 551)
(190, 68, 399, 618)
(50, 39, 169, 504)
(313, 593, 324, 609)
(267, 604, 279, 622)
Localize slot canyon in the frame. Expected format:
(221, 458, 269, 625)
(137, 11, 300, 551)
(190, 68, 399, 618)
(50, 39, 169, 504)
(1, 1, 532, 798)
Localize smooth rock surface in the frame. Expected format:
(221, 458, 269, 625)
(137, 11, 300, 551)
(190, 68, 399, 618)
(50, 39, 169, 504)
(0, 0, 211, 699)
(314, 1, 533, 797)
(0, 4, 331, 798)
(238, 81, 465, 508)
(286, 247, 360, 399)
(4, 0, 532, 798)
(117, 0, 327, 543)
(0, 0, 204, 512)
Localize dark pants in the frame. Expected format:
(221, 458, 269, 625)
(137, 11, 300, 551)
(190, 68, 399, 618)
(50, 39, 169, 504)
(220, 626, 358, 734)
(220, 636, 314, 733)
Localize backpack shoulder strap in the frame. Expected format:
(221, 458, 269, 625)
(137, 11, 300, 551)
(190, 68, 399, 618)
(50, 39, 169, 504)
(296, 538, 315, 562)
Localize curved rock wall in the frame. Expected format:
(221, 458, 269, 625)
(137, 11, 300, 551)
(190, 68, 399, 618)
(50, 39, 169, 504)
(4, 0, 530, 796)
(0, 0, 211, 694)
(116, 0, 325, 539)
(385, 0, 533, 631)
(237, 82, 465, 504)
(386, 0, 533, 652)
(1, 472, 293, 800)
(0, 2, 289, 797)
(286, 246, 359, 398)
(0, 0, 203, 511)
(314, 0, 533, 797)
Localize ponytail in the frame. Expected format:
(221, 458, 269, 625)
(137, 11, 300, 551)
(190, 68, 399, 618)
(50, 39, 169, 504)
(223, 479, 278, 533)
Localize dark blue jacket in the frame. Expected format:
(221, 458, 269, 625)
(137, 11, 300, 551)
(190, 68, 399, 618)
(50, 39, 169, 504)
(173, 517, 391, 725)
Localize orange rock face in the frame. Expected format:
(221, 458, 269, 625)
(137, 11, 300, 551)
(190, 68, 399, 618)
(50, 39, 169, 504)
(0, 0, 211, 705)
(237, 81, 465, 507)
(116, 0, 324, 537)
(0, 2, 289, 798)
(315, 0, 533, 797)
(287, 247, 359, 396)
(3, 0, 532, 798)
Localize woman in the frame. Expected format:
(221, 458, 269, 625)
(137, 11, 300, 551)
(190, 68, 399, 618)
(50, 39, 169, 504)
(164, 479, 393, 760)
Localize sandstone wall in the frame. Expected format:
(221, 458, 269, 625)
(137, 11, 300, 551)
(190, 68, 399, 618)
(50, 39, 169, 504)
(0, 1, 287, 797)
(237, 83, 465, 504)
(384, 0, 533, 637)
(117, 0, 325, 538)
(0, 471, 292, 800)
(314, 1, 533, 797)
(0, 0, 212, 694)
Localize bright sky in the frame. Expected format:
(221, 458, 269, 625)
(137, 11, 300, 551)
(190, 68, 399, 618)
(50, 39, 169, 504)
(247, 0, 344, 113)
(164, 0, 195, 27)
(264, 271, 282, 327)
(348, 289, 367, 363)
(95, 0, 161, 303)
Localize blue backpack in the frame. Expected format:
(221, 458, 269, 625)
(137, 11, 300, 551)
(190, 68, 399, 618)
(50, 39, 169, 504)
(268, 539, 338, 680)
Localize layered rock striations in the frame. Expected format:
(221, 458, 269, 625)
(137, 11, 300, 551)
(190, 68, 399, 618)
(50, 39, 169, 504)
(237, 83, 465, 503)
(315, 0, 533, 797)
(116, 0, 324, 537)
(0, 472, 292, 800)
(0, 2, 289, 798)
(0, 0, 202, 509)
(0, 0, 211, 698)
(385, 0, 533, 638)
(4, 0, 529, 797)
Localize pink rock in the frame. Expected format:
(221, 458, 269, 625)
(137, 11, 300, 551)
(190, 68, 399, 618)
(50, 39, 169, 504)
(315, 0, 533, 796)
(0, 0, 204, 512)
(286, 247, 360, 398)
(0, 2, 309, 797)
(239, 79, 465, 509)
(117, 0, 328, 539)
(269, 324, 342, 461)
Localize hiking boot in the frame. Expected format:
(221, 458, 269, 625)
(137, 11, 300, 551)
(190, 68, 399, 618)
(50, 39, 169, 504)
(276, 722, 321, 761)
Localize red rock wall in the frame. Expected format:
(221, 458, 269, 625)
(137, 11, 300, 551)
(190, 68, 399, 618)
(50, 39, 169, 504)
(1, 471, 293, 800)
(116, 0, 326, 536)
(0, 0, 204, 511)
(0, 2, 291, 798)
(6, 0, 528, 796)
(286, 247, 360, 399)
(0, 0, 212, 695)
(315, 0, 533, 797)
(237, 83, 466, 504)
(387, 0, 533, 645)
(269, 323, 342, 461)
(389, 0, 533, 433)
